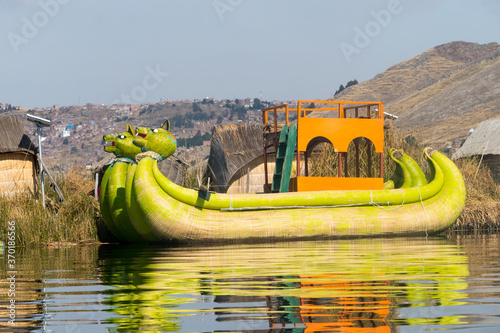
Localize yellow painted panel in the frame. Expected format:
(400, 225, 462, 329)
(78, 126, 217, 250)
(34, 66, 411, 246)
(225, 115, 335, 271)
(298, 118, 384, 153)
(290, 177, 384, 192)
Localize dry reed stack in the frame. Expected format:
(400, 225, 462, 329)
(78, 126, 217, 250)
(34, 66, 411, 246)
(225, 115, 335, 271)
(207, 123, 269, 193)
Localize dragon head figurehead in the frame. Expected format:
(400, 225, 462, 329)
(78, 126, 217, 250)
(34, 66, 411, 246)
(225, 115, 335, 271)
(133, 120, 177, 160)
(103, 124, 142, 160)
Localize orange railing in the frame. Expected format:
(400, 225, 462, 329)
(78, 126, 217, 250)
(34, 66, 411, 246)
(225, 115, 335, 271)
(262, 104, 295, 192)
(262, 100, 385, 192)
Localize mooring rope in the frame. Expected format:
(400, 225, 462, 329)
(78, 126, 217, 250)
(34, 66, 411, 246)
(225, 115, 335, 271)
(369, 190, 406, 211)
(221, 201, 395, 212)
(418, 187, 429, 237)
(220, 189, 416, 212)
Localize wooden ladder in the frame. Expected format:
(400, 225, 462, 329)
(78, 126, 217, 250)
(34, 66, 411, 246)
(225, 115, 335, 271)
(271, 123, 297, 193)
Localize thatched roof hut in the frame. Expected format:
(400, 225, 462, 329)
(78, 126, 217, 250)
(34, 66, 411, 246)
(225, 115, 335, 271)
(207, 124, 275, 193)
(453, 118, 500, 183)
(0, 116, 38, 196)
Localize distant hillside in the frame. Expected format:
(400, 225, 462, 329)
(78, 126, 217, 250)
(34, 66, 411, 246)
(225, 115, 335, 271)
(334, 41, 500, 148)
(0, 97, 270, 168)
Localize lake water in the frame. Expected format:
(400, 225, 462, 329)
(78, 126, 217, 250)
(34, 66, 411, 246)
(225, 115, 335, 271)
(1, 235, 500, 332)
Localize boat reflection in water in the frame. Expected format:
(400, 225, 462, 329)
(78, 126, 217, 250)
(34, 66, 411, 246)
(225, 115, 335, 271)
(99, 237, 469, 332)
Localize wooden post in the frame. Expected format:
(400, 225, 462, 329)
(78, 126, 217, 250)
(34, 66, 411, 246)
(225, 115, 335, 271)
(305, 153, 309, 177)
(273, 110, 278, 150)
(296, 103, 301, 178)
(94, 173, 99, 200)
(263, 133, 269, 192)
(344, 151, 348, 177)
(380, 152, 384, 178)
(355, 140, 360, 177)
(338, 151, 342, 177)
(367, 139, 372, 177)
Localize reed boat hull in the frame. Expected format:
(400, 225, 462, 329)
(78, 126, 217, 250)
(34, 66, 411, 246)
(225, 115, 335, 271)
(100, 150, 465, 243)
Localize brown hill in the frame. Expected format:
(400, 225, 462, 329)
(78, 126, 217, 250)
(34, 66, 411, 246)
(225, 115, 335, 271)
(334, 41, 500, 148)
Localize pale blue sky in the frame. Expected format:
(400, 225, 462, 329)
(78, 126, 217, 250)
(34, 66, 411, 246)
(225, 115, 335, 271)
(1, 0, 499, 108)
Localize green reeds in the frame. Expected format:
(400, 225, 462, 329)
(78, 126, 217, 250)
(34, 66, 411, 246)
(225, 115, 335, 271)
(308, 126, 500, 233)
(308, 126, 430, 182)
(2, 126, 499, 246)
(0, 167, 111, 246)
(451, 156, 500, 232)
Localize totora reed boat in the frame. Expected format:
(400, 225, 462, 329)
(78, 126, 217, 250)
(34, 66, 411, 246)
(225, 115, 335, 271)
(99, 101, 466, 243)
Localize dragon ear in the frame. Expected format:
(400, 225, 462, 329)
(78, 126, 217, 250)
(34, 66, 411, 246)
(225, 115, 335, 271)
(127, 123, 135, 136)
(161, 120, 171, 131)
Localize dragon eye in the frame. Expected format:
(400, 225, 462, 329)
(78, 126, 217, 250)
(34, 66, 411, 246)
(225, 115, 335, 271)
(152, 129, 159, 133)
(118, 134, 125, 139)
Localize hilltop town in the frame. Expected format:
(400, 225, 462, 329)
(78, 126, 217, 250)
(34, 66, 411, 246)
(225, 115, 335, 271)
(0, 98, 291, 169)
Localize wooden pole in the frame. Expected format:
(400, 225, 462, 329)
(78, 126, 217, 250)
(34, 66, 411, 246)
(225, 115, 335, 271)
(305, 153, 309, 177)
(380, 152, 384, 178)
(338, 151, 342, 177)
(355, 140, 360, 177)
(296, 102, 301, 178)
(367, 139, 372, 177)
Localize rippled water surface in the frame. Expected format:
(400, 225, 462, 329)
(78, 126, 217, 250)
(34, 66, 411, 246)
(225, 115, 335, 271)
(1, 235, 500, 332)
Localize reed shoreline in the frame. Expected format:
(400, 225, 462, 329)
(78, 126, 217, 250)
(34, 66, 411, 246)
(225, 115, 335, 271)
(1, 130, 498, 246)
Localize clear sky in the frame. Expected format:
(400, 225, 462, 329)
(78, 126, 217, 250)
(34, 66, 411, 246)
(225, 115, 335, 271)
(1, 0, 499, 108)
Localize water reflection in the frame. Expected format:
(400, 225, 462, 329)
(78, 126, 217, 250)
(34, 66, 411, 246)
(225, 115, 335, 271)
(98, 238, 470, 332)
(0, 246, 103, 332)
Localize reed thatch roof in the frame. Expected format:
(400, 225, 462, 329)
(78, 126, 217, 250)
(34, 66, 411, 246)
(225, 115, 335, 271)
(0, 116, 37, 154)
(207, 124, 265, 192)
(0, 116, 38, 196)
(158, 155, 187, 186)
(452, 118, 500, 159)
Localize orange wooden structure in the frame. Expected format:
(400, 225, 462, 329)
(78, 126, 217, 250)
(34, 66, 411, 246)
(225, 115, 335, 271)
(262, 100, 384, 192)
(269, 275, 391, 332)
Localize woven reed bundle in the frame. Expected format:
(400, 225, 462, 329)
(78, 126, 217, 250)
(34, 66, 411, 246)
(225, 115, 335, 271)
(0, 152, 36, 196)
(125, 150, 465, 243)
(0, 116, 38, 196)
